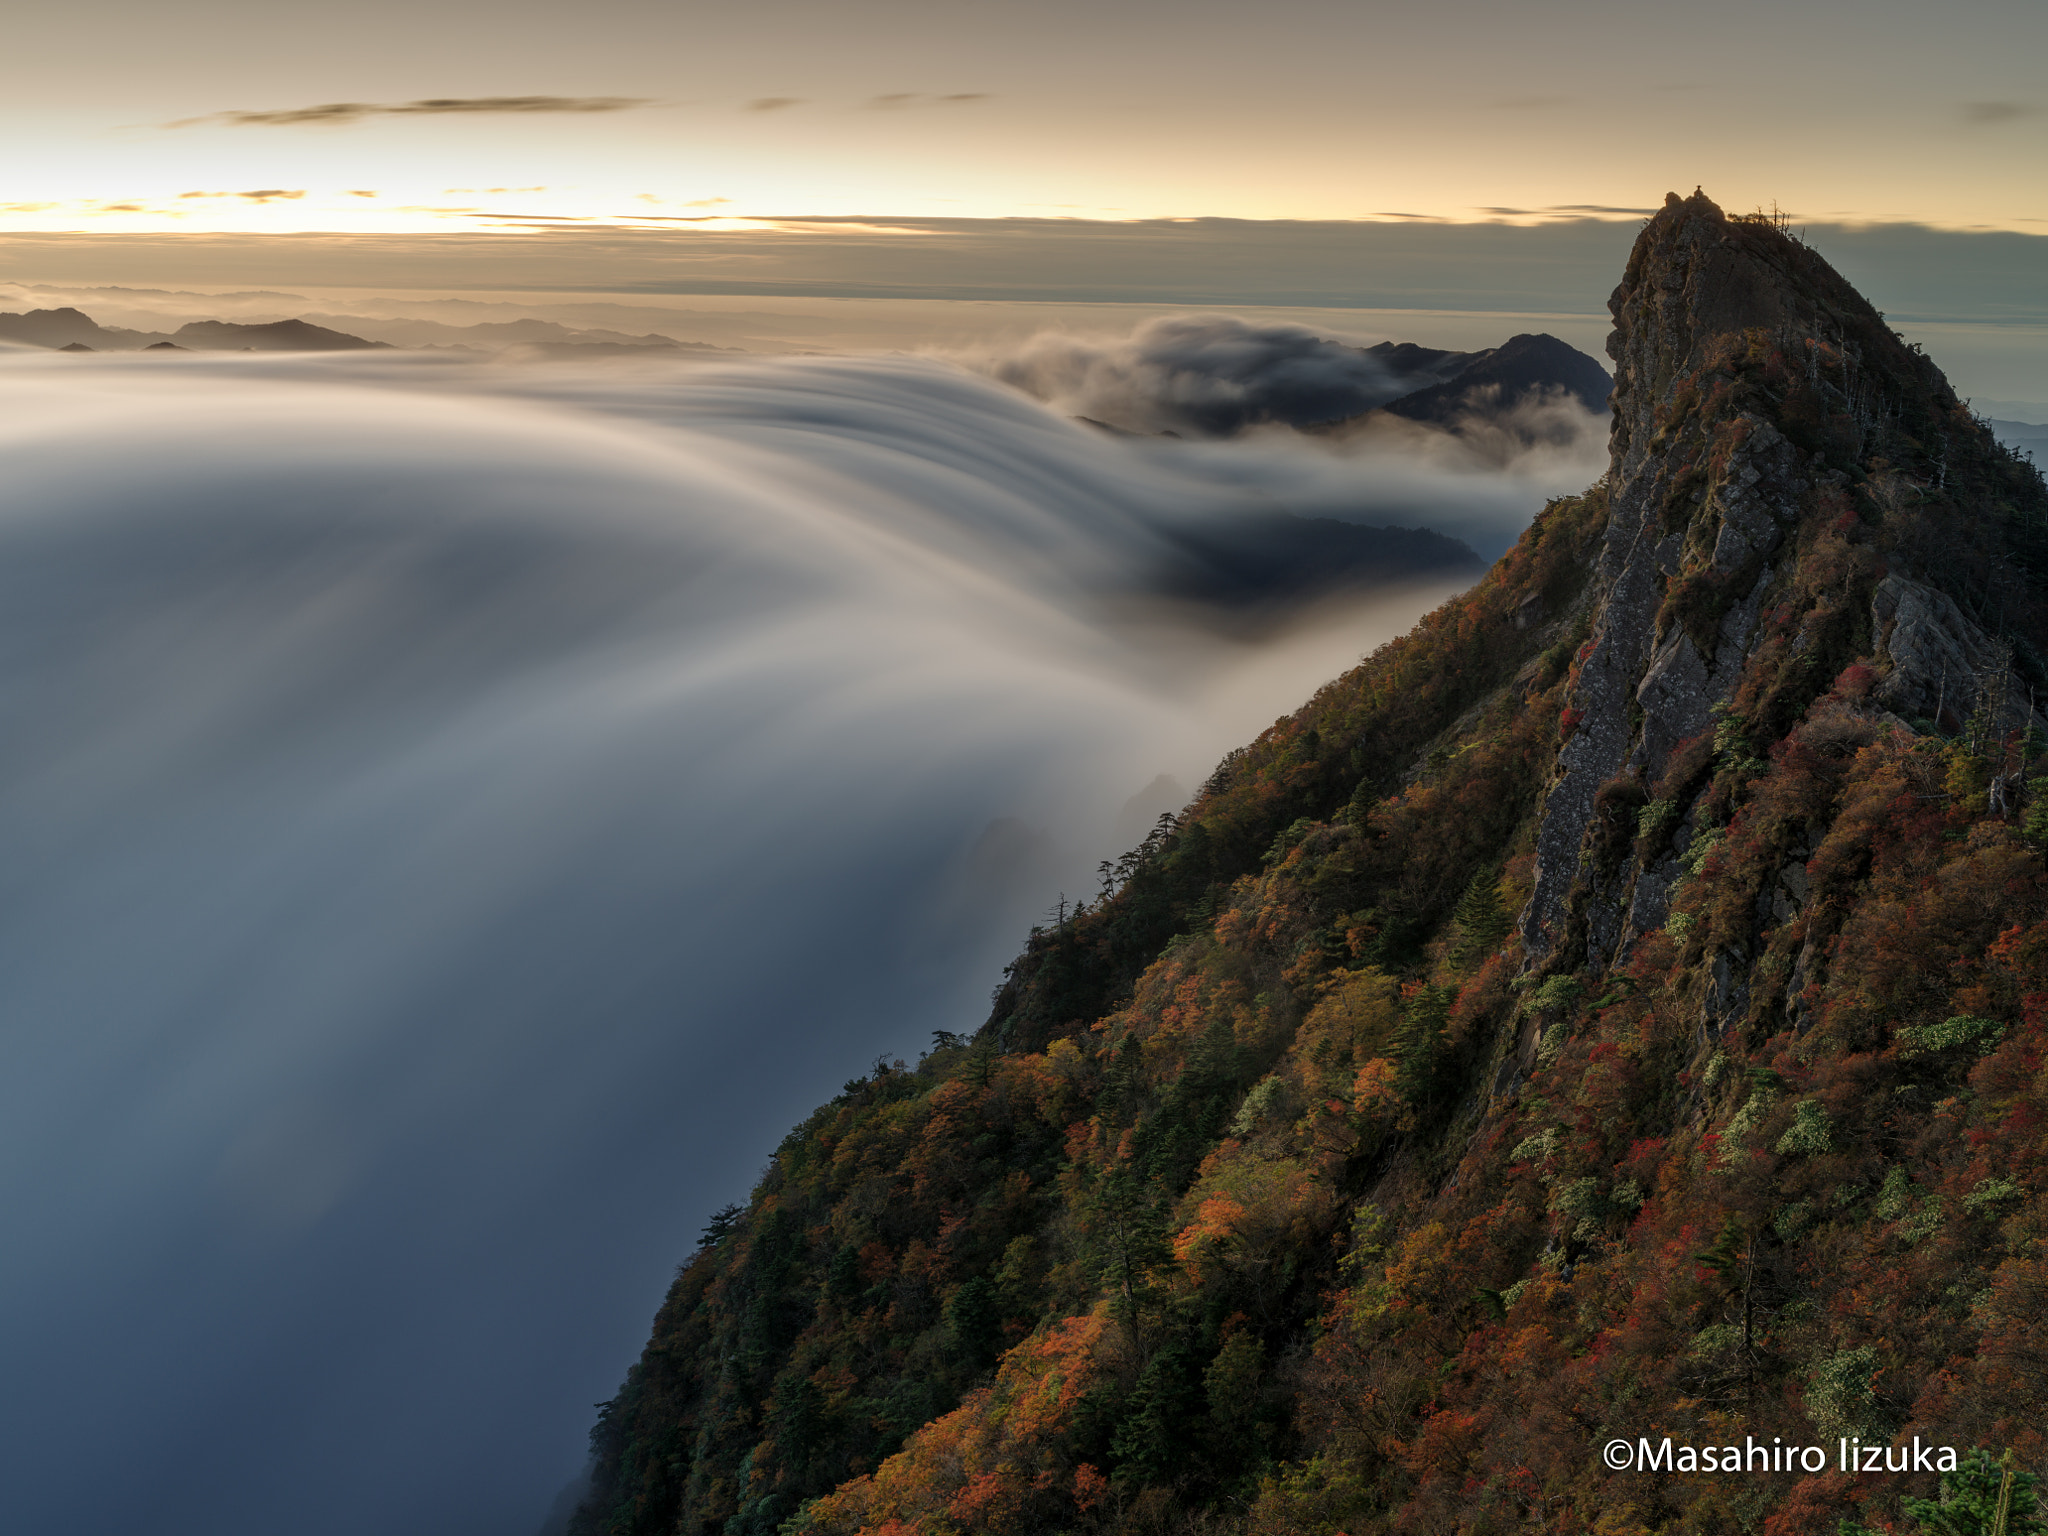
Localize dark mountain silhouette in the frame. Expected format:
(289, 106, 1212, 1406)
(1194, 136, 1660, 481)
(294, 313, 741, 354)
(1361, 338, 1486, 386)
(568, 193, 2048, 1536)
(0, 306, 386, 352)
(169, 318, 389, 351)
(1293, 331, 1613, 446)
(1, 304, 752, 358)
(0, 307, 132, 349)
(1377, 330, 1615, 424)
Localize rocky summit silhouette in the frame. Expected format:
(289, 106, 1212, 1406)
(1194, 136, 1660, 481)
(1376, 331, 1615, 425)
(567, 191, 2048, 1536)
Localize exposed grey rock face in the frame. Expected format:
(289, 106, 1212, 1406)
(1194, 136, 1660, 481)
(1871, 573, 2029, 730)
(1709, 418, 1799, 572)
(1702, 947, 1750, 1036)
(1624, 856, 1680, 938)
(1521, 198, 1811, 962)
(1516, 189, 2035, 977)
(1630, 562, 1776, 782)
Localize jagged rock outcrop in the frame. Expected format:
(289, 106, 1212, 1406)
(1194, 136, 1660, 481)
(1870, 572, 2026, 727)
(1522, 191, 2048, 970)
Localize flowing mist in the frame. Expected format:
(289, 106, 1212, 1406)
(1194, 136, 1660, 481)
(0, 345, 1592, 1535)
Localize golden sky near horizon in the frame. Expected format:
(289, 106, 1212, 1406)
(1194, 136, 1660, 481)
(4, 0, 2044, 235)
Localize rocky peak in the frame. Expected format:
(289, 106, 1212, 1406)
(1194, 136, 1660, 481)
(1608, 193, 1952, 437)
(1381, 331, 1614, 426)
(1521, 190, 2048, 970)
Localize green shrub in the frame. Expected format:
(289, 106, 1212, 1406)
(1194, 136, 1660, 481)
(1775, 1100, 1832, 1156)
(1897, 1015, 2004, 1059)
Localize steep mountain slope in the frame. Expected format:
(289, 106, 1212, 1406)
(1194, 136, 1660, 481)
(572, 193, 2048, 1536)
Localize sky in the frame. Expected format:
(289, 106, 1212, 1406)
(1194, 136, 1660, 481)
(4, 0, 2044, 234)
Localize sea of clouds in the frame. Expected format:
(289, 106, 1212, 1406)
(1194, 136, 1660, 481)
(0, 341, 1602, 1536)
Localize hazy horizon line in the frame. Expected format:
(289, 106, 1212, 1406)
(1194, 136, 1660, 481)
(4, 217, 2045, 328)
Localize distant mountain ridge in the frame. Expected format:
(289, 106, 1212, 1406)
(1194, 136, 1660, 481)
(0, 305, 736, 357)
(0, 307, 389, 352)
(170, 317, 388, 351)
(1991, 417, 2048, 464)
(1371, 330, 1614, 425)
(1303, 332, 1613, 446)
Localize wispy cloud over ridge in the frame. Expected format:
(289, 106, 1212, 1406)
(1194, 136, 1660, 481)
(981, 314, 1411, 436)
(168, 96, 655, 128)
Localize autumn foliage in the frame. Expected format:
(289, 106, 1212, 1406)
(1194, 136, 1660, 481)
(573, 201, 2048, 1536)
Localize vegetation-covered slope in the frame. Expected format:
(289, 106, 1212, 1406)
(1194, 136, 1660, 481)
(573, 192, 2048, 1536)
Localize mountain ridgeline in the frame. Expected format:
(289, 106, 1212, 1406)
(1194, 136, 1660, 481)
(0, 305, 730, 357)
(1363, 331, 1614, 431)
(572, 193, 2048, 1536)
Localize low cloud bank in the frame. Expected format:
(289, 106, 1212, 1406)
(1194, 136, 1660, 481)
(0, 348, 1544, 1536)
(967, 315, 1611, 557)
(982, 314, 1418, 435)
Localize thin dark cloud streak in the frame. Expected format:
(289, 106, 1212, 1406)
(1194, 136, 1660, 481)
(1961, 100, 2037, 125)
(1476, 204, 1659, 218)
(166, 96, 655, 128)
